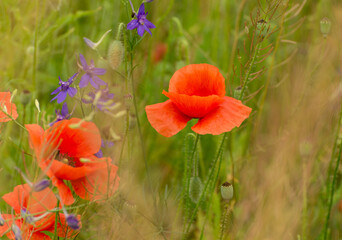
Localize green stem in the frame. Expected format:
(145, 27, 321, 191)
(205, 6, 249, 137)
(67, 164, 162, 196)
(182, 133, 227, 239)
(323, 102, 342, 240)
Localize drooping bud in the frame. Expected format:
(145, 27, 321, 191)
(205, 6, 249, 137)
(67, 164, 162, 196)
(116, 23, 125, 41)
(11, 223, 22, 240)
(189, 176, 203, 203)
(320, 17, 331, 38)
(32, 179, 50, 192)
(176, 37, 189, 61)
(108, 40, 124, 70)
(83, 29, 112, 50)
(66, 214, 80, 230)
(221, 182, 233, 201)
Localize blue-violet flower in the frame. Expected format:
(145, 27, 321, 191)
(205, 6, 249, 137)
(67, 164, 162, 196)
(49, 102, 71, 126)
(127, 3, 156, 37)
(51, 73, 78, 104)
(79, 54, 107, 89)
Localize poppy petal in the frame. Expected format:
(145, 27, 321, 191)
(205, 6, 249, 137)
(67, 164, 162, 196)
(0, 214, 20, 239)
(163, 91, 224, 118)
(145, 100, 191, 137)
(71, 160, 119, 201)
(168, 64, 226, 97)
(52, 118, 101, 157)
(0, 92, 18, 122)
(49, 160, 101, 180)
(191, 96, 252, 135)
(26, 124, 44, 156)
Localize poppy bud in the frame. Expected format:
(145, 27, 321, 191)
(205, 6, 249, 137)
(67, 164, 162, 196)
(221, 182, 233, 200)
(108, 40, 124, 70)
(66, 214, 81, 230)
(20, 90, 31, 106)
(234, 86, 242, 99)
(320, 17, 331, 38)
(116, 23, 125, 41)
(33, 179, 50, 192)
(189, 176, 203, 203)
(177, 37, 189, 61)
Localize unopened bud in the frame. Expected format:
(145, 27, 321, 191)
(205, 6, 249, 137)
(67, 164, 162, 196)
(35, 99, 40, 112)
(66, 214, 80, 230)
(11, 223, 22, 240)
(20, 90, 31, 106)
(21, 209, 34, 224)
(177, 37, 189, 61)
(320, 17, 331, 38)
(33, 179, 50, 192)
(116, 23, 125, 41)
(234, 86, 242, 99)
(189, 176, 203, 203)
(0, 212, 5, 226)
(108, 40, 124, 70)
(221, 182, 233, 200)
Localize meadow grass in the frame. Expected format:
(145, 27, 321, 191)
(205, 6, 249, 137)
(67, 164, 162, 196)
(0, 0, 342, 239)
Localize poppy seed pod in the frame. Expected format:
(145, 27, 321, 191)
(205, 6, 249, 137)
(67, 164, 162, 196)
(108, 40, 124, 70)
(189, 176, 203, 203)
(221, 182, 233, 201)
(320, 17, 331, 38)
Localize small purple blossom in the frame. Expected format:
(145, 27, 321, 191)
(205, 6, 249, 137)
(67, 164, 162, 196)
(82, 88, 115, 112)
(21, 209, 34, 224)
(79, 54, 107, 89)
(127, 3, 156, 37)
(51, 73, 78, 104)
(11, 223, 22, 240)
(94, 139, 115, 158)
(66, 214, 80, 230)
(49, 102, 72, 126)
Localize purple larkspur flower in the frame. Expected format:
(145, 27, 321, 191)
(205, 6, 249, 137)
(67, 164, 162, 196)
(79, 54, 107, 89)
(127, 3, 156, 37)
(51, 73, 78, 104)
(94, 139, 114, 158)
(82, 88, 115, 112)
(49, 102, 71, 126)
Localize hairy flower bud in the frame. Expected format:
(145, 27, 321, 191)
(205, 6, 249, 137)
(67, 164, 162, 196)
(189, 176, 203, 203)
(108, 40, 124, 70)
(66, 214, 80, 230)
(221, 182, 233, 201)
(33, 179, 50, 192)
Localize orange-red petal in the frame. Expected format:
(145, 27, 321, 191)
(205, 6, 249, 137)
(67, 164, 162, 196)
(191, 96, 252, 135)
(168, 64, 226, 97)
(0, 92, 18, 122)
(0, 214, 20, 239)
(145, 100, 192, 137)
(2, 184, 57, 214)
(163, 91, 224, 118)
(50, 118, 101, 158)
(71, 159, 119, 201)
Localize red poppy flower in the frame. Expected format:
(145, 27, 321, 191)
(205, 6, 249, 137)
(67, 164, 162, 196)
(145, 64, 252, 137)
(26, 118, 119, 205)
(0, 92, 18, 122)
(0, 184, 80, 240)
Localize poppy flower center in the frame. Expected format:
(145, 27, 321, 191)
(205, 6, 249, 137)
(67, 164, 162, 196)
(56, 151, 76, 167)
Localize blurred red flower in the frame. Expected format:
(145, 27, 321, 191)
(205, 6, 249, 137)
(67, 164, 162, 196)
(145, 64, 252, 137)
(0, 92, 18, 122)
(0, 184, 80, 240)
(26, 118, 119, 205)
(152, 43, 167, 63)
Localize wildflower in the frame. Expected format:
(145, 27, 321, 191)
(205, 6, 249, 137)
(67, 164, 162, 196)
(82, 88, 115, 113)
(51, 73, 78, 104)
(0, 92, 18, 122)
(49, 102, 72, 126)
(0, 184, 80, 239)
(127, 3, 156, 36)
(145, 64, 252, 137)
(66, 214, 80, 230)
(152, 43, 167, 63)
(94, 139, 115, 158)
(26, 118, 120, 205)
(32, 179, 50, 192)
(79, 54, 107, 89)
